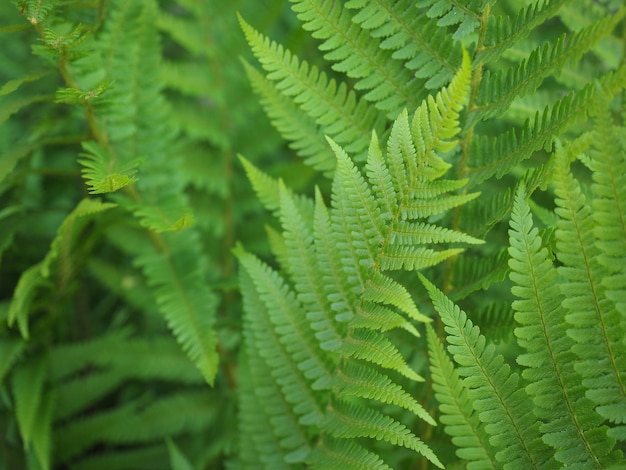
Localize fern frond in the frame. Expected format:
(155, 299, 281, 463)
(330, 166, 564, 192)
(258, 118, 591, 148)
(333, 361, 434, 423)
(40, 198, 117, 278)
(322, 398, 443, 468)
(426, 323, 497, 468)
(278, 182, 343, 350)
(415, 0, 486, 40)
(78, 142, 139, 194)
(237, 265, 316, 463)
(421, 274, 555, 469)
(474, 13, 623, 123)
(235, 246, 330, 421)
(237, 354, 298, 469)
(21, 0, 60, 25)
(0, 338, 25, 383)
(136, 231, 218, 385)
(345, 0, 460, 89)
(310, 436, 391, 470)
(552, 140, 626, 431)
(7, 262, 48, 338)
(479, 0, 567, 64)
(468, 64, 626, 186)
(6, 212, 93, 334)
(242, 60, 336, 174)
(289, 0, 424, 116)
(240, 15, 382, 162)
(589, 97, 626, 318)
(509, 184, 618, 467)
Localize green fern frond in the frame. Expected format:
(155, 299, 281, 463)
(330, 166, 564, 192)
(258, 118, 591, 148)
(310, 436, 391, 470)
(552, 140, 626, 432)
(426, 323, 497, 468)
(468, 64, 626, 186)
(589, 97, 626, 318)
(421, 274, 555, 469)
(0, 72, 48, 97)
(237, 266, 315, 464)
(79, 141, 139, 194)
(40, 198, 117, 277)
(288, 0, 424, 116)
(237, 51, 482, 467)
(240, 15, 382, 163)
(20, 0, 60, 25)
(478, 0, 567, 64)
(136, 231, 218, 385)
(0, 338, 25, 383)
(278, 181, 343, 350)
(242, 60, 335, 174)
(509, 184, 618, 467)
(7, 262, 48, 338)
(415, 0, 486, 40)
(474, 12, 623, 123)
(234, 246, 330, 422)
(322, 398, 443, 468)
(11, 356, 47, 451)
(333, 361, 434, 424)
(345, 0, 461, 89)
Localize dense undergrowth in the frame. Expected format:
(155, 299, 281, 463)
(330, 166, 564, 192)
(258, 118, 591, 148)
(1, 0, 625, 469)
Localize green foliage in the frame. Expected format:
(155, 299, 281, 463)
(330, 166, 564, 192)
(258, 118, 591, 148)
(2, 0, 626, 469)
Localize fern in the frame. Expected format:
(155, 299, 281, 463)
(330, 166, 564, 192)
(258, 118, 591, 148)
(235, 50, 478, 468)
(4, 0, 626, 468)
(552, 129, 626, 439)
(509, 183, 618, 466)
(425, 103, 626, 467)
(422, 274, 555, 469)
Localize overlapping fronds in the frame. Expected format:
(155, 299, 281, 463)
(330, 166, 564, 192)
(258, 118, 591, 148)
(509, 184, 619, 467)
(467, 64, 626, 186)
(475, 12, 623, 123)
(72, 0, 219, 384)
(285, 0, 426, 116)
(345, 0, 461, 90)
(589, 96, 626, 329)
(236, 51, 480, 468)
(421, 275, 555, 469)
(479, 0, 567, 64)
(240, 15, 383, 166)
(426, 323, 497, 469)
(427, 105, 626, 466)
(552, 129, 626, 439)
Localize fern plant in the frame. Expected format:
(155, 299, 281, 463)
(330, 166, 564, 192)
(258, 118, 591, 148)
(0, 0, 294, 468)
(424, 96, 626, 467)
(237, 0, 626, 468)
(2, 0, 626, 469)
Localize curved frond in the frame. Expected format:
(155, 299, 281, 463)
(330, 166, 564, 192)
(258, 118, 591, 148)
(239, 15, 382, 162)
